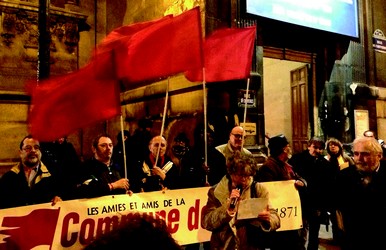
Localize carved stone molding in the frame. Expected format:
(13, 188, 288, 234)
(0, 1, 88, 54)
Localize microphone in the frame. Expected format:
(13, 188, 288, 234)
(229, 185, 242, 209)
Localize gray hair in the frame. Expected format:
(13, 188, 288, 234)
(353, 136, 382, 154)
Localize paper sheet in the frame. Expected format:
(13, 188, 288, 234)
(236, 198, 268, 220)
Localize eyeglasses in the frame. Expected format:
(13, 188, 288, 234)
(22, 145, 40, 152)
(98, 143, 113, 148)
(231, 133, 244, 140)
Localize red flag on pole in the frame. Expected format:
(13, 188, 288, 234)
(185, 26, 256, 82)
(95, 15, 172, 55)
(28, 60, 121, 142)
(115, 7, 203, 84)
(27, 7, 204, 141)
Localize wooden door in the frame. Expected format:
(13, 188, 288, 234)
(291, 65, 309, 153)
(264, 47, 317, 153)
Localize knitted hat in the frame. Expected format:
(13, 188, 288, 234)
(268, 134, 289, 156)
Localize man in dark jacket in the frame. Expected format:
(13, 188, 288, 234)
(74, 134, 131, 199)
(133, 135, 179, 192)
(40, 136, 81, 200)
(180, 123, 227, 188)
(257, 134, 306, 250)
(335, 136, 386, 250)
(0, 135, 62, 208)
(289, 137, 335, 250)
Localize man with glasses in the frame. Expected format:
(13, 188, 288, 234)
(215, 126, 252, 161)
(0, 135, 62, 208)
(74, 133, 131, 199)
(335, 136, 386, 250)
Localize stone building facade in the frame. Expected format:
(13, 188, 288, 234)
(0, 0, 385, 172)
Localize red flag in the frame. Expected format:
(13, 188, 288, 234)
(116, 7, 203, 84)
(185, 26, 256, 82)
(28, 61, 121, 142)
(95, 15, 172, 55)
(0, 208, 60, 250)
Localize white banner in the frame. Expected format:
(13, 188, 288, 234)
(0, 181, 301, 249)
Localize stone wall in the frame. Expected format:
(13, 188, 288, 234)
(0, 0, 89, 169)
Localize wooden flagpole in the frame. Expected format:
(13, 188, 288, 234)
(155, 77, 170, 167)
(202, 68, 210, 186)
(119, 113, 128, 179)
(241, 78, 250, 149)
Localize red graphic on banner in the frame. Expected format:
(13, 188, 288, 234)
(0, 208, 60, 250)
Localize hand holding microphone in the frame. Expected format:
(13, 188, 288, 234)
(229, 185, 243, 211)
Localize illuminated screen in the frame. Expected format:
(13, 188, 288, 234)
(246, 0, 359, 38)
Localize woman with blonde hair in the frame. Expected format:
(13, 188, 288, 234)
(324, 137, 354, 246)
(325, 137, 354, 171)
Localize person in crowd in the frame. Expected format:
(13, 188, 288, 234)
(168, 132, 201, 189)
(325, 137, 354, 171)
(201, 152, 280, 250)
(177, 124, 227, 250)
(134, 135, 180, 192)
(83, 212, 182, 250)
(170, 132, 190, 172)
(288, 137, 335, 250)
(207, 90, 239, 146)
(40, 136, 81, 200)
(257, 134, 306, 250)
(74, 133, 131, 199)
(254, 145, 268, 168)
(182, 123, 227, 188)
(168, 133, 200, 250)
(363, 129, 377, 138)
(363, 129, 386, 162)
(128, 118, 154, 164)
(324, 137, 355, 245)
(335, 136, 386, 250)
(0, 135, 62, 208)
(215, 125, 252, 161)
(111, 130, 130, 178)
